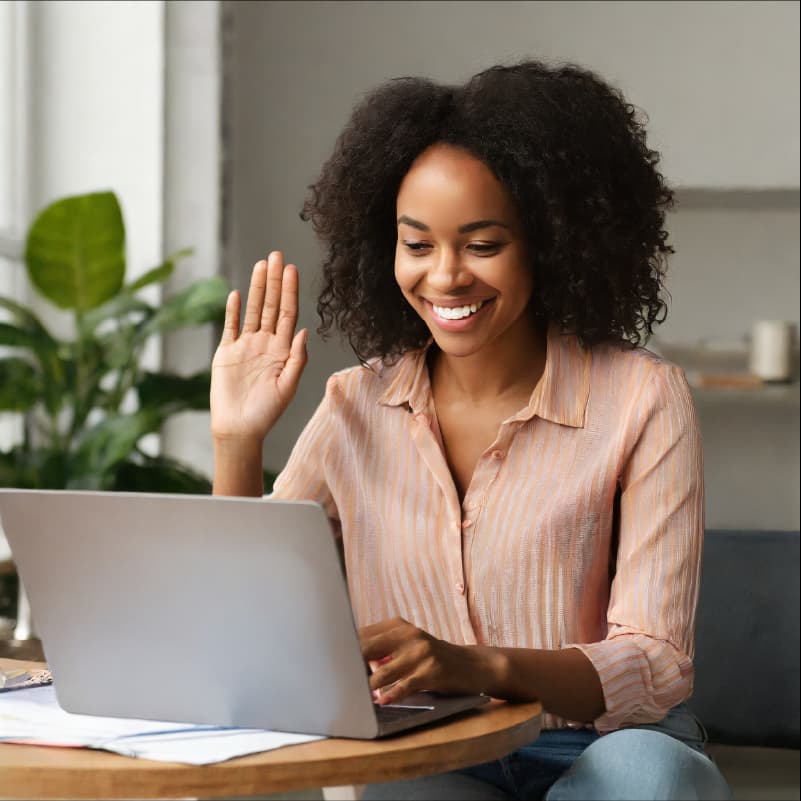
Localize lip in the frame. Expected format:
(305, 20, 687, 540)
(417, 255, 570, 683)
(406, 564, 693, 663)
(423, 297, 494, 308)
(422, 297, 495, 332)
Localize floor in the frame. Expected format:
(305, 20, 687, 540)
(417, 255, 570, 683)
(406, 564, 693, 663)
(708, 744, 800, 801)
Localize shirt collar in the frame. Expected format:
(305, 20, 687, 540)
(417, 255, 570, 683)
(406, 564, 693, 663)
(377, 323, 591, 428)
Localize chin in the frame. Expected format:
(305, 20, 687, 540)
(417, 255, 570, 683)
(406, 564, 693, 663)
(430, 334, 486, 358)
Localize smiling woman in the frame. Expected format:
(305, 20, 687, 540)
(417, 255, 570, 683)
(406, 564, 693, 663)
(210, 60, 733, 800)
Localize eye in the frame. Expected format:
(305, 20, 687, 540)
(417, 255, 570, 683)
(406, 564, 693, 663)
(467, 242, 503, 255)
(403, 241, 431, 253)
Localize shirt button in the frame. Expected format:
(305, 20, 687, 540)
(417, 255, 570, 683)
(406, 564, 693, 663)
(492, 450, 504, 459)
(455, 583, 465, 594)
(461, 519, 473, 529)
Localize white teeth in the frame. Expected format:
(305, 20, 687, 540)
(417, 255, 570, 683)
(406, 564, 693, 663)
(432, 300, 484, 320)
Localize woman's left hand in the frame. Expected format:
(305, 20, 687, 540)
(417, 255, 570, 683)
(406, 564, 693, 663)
(359, 617, 495, 704)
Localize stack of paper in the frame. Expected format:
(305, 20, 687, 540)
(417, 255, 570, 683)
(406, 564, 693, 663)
(0, 685, 324, 764)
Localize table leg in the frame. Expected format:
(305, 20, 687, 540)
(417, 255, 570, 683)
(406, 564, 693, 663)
(322, 786, 364, 801)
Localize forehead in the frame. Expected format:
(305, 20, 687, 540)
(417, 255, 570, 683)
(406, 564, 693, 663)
(396, 144, 516, 223)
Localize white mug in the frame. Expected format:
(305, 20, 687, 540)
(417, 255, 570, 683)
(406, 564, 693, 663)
(748, 320, 795, 382)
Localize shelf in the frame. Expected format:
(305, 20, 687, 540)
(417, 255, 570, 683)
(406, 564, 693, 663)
(691, 382, 800, 406)
(672, 188, 800, 210)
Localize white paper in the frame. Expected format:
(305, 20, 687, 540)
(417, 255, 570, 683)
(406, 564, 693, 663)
(0, 685, 324, 764)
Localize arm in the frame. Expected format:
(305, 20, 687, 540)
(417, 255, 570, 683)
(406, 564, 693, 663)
(472, 645, 605, 722)
(210, 251, 307, 497)
(362, 618, 604, 723)
(565, 365, 703, 730)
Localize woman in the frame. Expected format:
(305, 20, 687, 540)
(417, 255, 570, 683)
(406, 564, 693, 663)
(210, 60, 732, 800)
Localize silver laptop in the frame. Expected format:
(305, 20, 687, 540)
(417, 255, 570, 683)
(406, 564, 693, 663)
(0, 489, 488, 738)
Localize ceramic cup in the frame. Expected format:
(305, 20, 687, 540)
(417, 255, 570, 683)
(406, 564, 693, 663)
(748, 320, 794, 382)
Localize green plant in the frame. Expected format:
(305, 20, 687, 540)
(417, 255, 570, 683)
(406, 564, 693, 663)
(0, 190, 229, 493)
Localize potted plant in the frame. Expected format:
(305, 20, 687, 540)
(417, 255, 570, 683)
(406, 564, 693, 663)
(0, 190, 228, 493)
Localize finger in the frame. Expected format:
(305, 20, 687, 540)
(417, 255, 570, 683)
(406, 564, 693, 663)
(369, 652, 415, 693)
(274, 263, 300, 343)
(375, 673, 423, 705)
(368, 655, 393, 673)
(261, 251, 285, 333)
(275, 328, 308, 401)
(219, 290, 241, 345)
(359, 617, 410, 645)
(360, 619, 411, 659)
(242, 260, 268, 333)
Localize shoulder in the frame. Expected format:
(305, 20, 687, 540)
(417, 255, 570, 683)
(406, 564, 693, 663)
(590, 339, 694, 410)
(323, 355, 411, 405)
(592, 338, 686, 381)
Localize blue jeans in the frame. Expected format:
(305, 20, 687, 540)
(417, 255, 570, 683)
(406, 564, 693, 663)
(362, 704, 734, 800)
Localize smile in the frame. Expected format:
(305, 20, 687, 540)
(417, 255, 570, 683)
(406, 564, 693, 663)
(423, 297, 496, 331)
(432, 300, 485, 321)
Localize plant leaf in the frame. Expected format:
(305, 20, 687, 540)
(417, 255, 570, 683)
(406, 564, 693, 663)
(83, 294, 153, 333)
(24, 191, 125, 311)
(0, 448, 75, 490)
(139, 277, 229, 340)
(98, 326, 139, 371)
(0, 357, 42, 412)
(112, 455, 211, 494)
(0, 296, 52, 333)
(136, 370, 211, 414)
(0, 321, 40, 349)
(125, 248, 193, 293)
(68, 409, 165, 488)
(0, 449, 31, 488)
(0, 323, 64, 416)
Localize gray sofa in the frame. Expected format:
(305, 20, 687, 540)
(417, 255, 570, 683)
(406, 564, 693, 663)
(689, 529, 800, 799)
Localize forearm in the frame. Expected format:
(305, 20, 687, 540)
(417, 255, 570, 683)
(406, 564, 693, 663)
(212, 438, 265, 497)
(471, 645, 605, 723)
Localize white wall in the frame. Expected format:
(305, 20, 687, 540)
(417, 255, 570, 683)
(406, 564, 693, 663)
(160, 0, 222, 478)
(27, 0, 165, 328)
(226, 0, 800, 529)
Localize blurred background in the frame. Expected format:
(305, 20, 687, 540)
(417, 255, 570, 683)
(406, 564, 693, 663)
(0, 0, 798, 548)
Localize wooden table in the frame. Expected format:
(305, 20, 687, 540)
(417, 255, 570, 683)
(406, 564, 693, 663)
(0, 659, 542, 799)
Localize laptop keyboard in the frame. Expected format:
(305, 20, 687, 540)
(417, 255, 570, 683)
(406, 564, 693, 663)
(374, 703, 433, 724)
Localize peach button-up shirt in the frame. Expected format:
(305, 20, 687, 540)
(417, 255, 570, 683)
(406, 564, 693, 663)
(271, 324, 704, 733)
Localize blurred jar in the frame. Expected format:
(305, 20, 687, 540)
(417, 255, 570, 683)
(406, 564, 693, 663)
(749, 320, 795, 382)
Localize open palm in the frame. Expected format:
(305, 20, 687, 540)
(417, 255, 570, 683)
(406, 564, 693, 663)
(211, 252, 307, 443)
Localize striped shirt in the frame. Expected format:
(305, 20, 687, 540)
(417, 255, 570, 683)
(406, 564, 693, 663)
(271, 323, 704, 733)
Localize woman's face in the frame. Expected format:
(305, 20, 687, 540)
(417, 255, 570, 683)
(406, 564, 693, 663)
(394, 144, 535, 359)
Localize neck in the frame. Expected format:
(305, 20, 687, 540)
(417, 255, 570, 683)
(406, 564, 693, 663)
(430, 317, 547, 405)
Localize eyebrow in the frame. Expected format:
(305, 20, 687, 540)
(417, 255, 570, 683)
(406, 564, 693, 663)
(397, 215, 511, 234)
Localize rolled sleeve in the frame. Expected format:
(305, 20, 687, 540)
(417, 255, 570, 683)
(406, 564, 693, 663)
(567, 363, 704, 732)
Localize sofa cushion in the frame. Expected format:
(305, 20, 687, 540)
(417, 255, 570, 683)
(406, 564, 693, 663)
(690, 529, 800, 748)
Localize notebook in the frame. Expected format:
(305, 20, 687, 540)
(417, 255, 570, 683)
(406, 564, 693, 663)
(0, 489, 488, 738)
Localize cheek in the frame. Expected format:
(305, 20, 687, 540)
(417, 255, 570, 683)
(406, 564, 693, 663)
(394, 254, 419, 297)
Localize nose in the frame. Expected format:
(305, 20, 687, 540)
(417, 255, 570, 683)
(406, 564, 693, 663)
(427, 247, 473, 293)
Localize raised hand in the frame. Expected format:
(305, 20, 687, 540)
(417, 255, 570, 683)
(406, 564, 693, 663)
(211, 251, 308, 445)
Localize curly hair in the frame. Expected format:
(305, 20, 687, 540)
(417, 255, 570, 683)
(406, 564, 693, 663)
(301, 59, 673, 363)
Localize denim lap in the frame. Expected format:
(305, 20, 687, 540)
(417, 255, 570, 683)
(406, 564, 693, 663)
(365, 705, 732, 800)
(455, 704, 731, 801)
(460, 728, 598, 799)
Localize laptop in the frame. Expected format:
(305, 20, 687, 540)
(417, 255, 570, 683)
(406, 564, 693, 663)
(0, 489, 488, 738)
